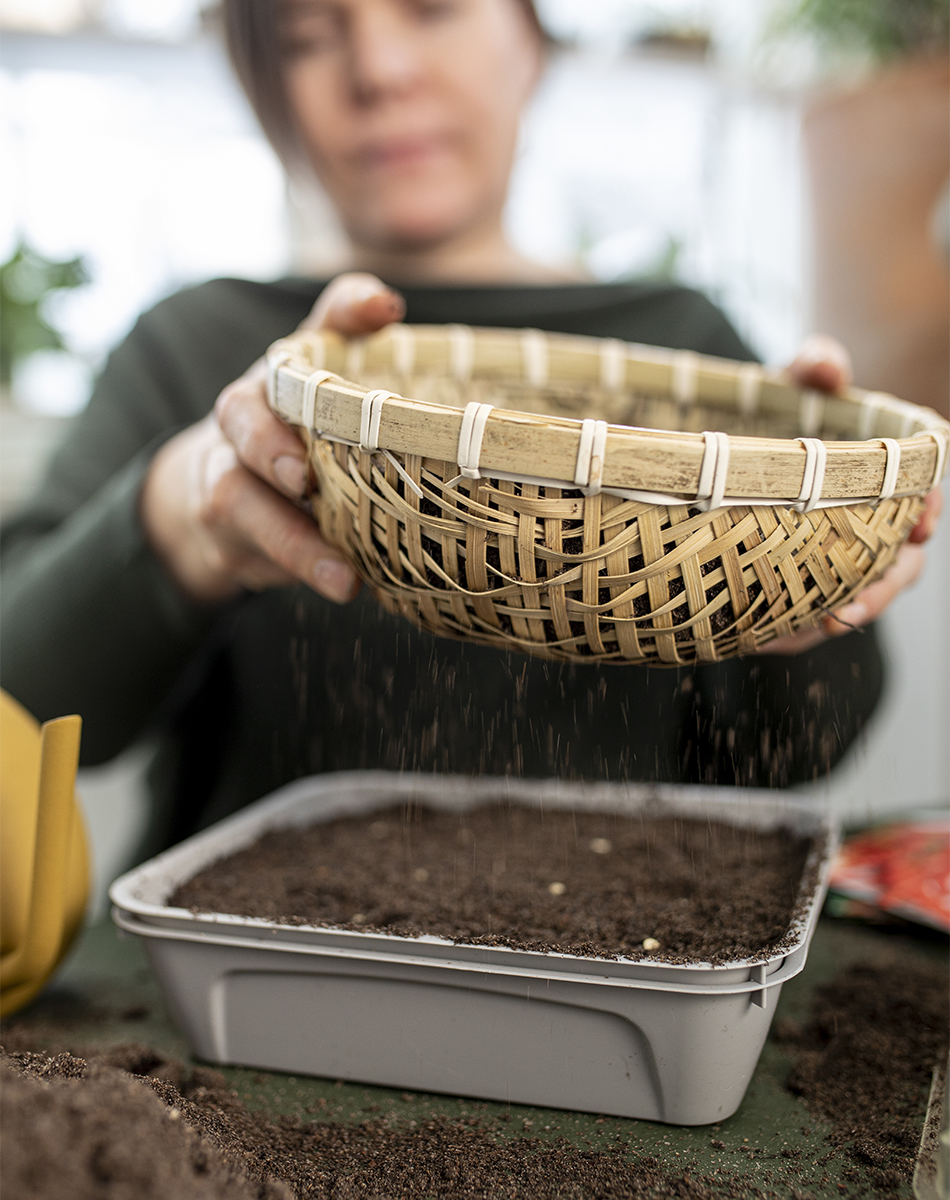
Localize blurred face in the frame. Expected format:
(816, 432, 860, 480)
(279, 0, 543, 252)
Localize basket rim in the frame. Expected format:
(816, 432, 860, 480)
(267, 324, 949, 511)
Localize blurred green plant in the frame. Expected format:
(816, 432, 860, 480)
(779, 0, 950, 62)
(0, 240, 89, 388)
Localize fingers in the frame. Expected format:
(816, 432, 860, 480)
(788, 333, 853, 395)
(909, 487, 944, 545)
(824, 543, 925, 635)
(200, 441, 358, 603)
(214, 365, 310, 501)
(301, 271, 405, 337)
(758, 541, 927, 656)
(758, 626, 829, 656)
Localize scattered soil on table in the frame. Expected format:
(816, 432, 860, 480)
(170, 803, 815, 963)
(0, 1042, 797, 1200)
(775, 954, 950, 1195)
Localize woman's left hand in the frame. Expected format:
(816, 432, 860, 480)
(759, 334, 943, 656)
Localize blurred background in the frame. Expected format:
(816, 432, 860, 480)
(1, 0, 948, 908)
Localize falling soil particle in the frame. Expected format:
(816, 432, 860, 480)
(170, 803, 815, 965)
(774, 955, 949, 1195)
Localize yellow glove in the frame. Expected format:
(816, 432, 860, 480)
(0, 691, 88, 1017)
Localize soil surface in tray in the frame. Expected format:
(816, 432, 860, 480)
(169, 803, 815, 963)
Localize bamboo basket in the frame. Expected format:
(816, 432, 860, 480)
(266, 325, 949, 666)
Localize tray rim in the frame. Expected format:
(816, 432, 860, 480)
(110, 771, 838, 981)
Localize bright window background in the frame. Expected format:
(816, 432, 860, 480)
(1, 0, 805, 420)
(0, 0, 945, 910)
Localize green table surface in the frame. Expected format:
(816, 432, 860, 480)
(5, 913, 946, 1198)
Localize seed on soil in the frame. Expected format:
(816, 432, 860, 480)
(589, 837, 612, 854)
(171, 804, 815, 964)
(412, 868, 429, 882)
(642, 938, 661, 951)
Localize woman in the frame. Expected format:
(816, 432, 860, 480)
(1, 0, 940, 854)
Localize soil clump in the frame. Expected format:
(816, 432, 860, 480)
(774, 954, 949, 1194)
(170, 803, 814, 963)
(0, 1043, 765, 1199)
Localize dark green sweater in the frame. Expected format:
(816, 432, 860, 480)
(1, 278, 882, 855)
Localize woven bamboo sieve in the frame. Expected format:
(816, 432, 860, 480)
(266, 324, 949, 666)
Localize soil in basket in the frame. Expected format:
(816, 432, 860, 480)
(169, 803, 815, 963)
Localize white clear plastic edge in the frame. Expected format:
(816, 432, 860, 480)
(109, 771, 838, 995)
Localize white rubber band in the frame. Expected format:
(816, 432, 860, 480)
(736, 363, 762, 417)
(345, 338, 366, 380)
(878, 437, 901, 500)
(390, 324, 415, 377)
(573, 419, 608, 495)
(457, 401, 494, 479)
(382, 449, 424, 499)
(266, 347, 293, 410)
(858, 392, 888, 441)
(697, 431, 730, 511)
(521, 329, 548, 387)
(672, 351, 698, 406)
(924, 428, 949, 489)
(301, 369, 339, 431)
(795, 437, 827, 513)
(799, 389, 824, 438)
(896, 402, 918, 439)
(306, 334, 326, 371)
(359, 389, 395, 453)
(448, 324, 475, 382)
(599, 339, 626, 390)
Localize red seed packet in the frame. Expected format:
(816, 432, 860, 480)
(828, 819, 950, 932)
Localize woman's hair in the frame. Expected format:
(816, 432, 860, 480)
(222, 0, 546, 166)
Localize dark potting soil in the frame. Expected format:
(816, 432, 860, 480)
(0, 1043, 771, 1200)
(773, 955, 950, 1195)
(170, 803, 815, 964)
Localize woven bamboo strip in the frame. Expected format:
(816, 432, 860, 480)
(269, 325, 947, 665)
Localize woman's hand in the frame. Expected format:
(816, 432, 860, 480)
(140, 273, 405, 605)
(760, 334, 943, 656)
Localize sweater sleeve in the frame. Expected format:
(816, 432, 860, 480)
(0, 298, 222, 764)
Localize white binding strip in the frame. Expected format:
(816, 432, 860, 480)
(306, 334, 326, 371)
(697, 431, 731, 511)
(924, 428, 949, 488)
(266, 347, 293, 410)
(359, 389, 396, 453)
(736, 363, 762, 417)
(390, 324, 415, 377)
(599, 339, 626, 390)
(457, 401, 494, 479)
(381, 450, 424, 499)
(799, 389, 824, 438)
(345, 338, 366, 379)
(795, 437, 827, 513)
(302, 369, 340, 431)
(573, 419, 608, 495)
(356, 387, 424, 498)
(858, 392, 888, 441)
(448, 324, 475, 382)
(671, 351, 698, 406)
(877, 437, 901, 500)
(895, 402, 919, 439)
(521, 329, 548, 387)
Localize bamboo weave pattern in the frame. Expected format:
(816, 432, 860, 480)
(268, 326, 948, 665)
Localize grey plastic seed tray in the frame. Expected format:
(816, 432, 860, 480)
(110, 772, 836, 1125)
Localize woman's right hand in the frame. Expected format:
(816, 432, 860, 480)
(139, 273, 405, 605)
